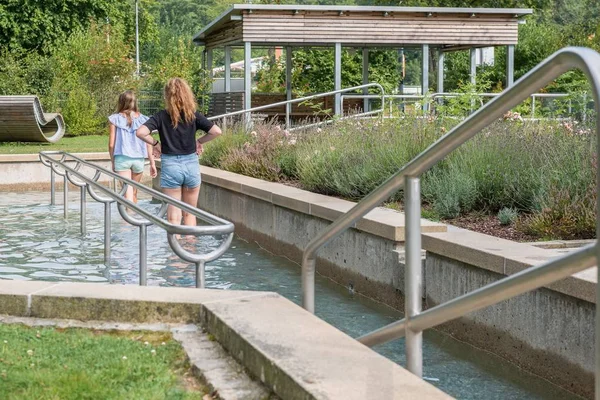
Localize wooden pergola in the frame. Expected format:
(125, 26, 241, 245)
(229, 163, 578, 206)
(193, 4, 532, 121)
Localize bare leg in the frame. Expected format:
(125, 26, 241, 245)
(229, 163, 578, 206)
(116, 170, 134, 202)
(131, 171, 143, 204)
(182, 185, 200, 226)
(163, 187, 183, 225)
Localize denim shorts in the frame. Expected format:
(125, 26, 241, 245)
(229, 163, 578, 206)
(160, 153, 201, 189)
(114, 155, 145, 173)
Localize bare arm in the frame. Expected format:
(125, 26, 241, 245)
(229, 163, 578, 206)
(197, 124, 222, 145)
(108, 124, 116, 157)
(136, 125, 155, 145)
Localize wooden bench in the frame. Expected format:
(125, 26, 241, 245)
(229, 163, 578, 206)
(0, 96, 65, 143)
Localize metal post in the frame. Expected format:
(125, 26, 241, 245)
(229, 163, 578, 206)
(583, 92, 588, 122)
(437, 49, 444, 105)
(244, 41, 252, 128)
(139, 225, 147, 286)
(63, 175, 68, 219)
(224, 46, 231, 92)
(80, 186, 86, 235)
(362, 48, 369, 113)
(422, 44, 429, 112)
(50, 168, 55, 205)
(470, 48, 477, 113)
(334, 42, 342, 116)
(135, 0, 140, 76)
(531, 95, 536, 118)
(104, 202, 111, 265)
(302, 258, 316, 313)
(196, 261, 205, 289)
(113, 177, 117, 191)
(286, 46, 292, 129)
(399, 48, 405, 113)
(506, 45, 515, 88)
(405, 176, 423, 378)
(568, 99, 572, 114)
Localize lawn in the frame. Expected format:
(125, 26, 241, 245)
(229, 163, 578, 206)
(0, 136, 108, 155)
(0, 324, 205, 400)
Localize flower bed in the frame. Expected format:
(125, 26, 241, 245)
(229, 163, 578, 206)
(202, 117, 596, 241)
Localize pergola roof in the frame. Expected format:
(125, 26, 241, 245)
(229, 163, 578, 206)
(193, 4, 533, 50)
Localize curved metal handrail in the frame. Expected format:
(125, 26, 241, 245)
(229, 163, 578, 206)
(39, 151, 235, 288)
(300, 46, 600, 386)
(207, 83, 386, 127)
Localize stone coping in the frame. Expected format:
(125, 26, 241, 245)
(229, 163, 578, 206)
(0, 152, 110, 163)
(0, 280, 451, 400)
(197, 165, 446, 241)
(193, 165, 596, 304)
(423, 230, 597, 304)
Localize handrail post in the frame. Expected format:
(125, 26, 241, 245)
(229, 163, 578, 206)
(302, 257, 316, 313)
(405, 176, 423, 377)
(80, 185, 87, 235)
(196, 261, 205, 289)
(104, 202, 111, 265)
(139, 224, 147, 285)
(50, 167, 55, 205)
(531, 95, 536, 118)
(63, 174, 68, 219)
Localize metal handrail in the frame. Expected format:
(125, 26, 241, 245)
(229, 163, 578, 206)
(39, 151, 235, 288)
(342, 92, 580, 118)
(300, 46, 600, 389)
(207, 83, 385, 128)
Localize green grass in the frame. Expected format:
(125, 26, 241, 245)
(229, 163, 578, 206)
(0, 324, 205, 400)
(0, 136, 108, 154)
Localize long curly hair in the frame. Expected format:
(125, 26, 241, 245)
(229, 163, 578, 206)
(164, 78, 196, 128)
(116, 90, 139, 127)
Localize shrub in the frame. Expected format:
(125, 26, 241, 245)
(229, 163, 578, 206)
(498, 207, 519, 226)
(201, 126, 248, 168)
(219, 122, 292, 182)
(521, 185, 596, 240)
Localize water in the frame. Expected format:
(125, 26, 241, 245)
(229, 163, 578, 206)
(0, 192, 582, 400)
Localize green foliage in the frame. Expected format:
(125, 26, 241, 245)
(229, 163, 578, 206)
(201, 128, 249, 167)
(498, 207, 519, 225)
(43, 23, 138, 136)
(220, 122, 292, 182)
(204, 117, 596, 240)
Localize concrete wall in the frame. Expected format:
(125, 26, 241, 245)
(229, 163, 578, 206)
(0, 153, 151, 191)
(426, 253, 594, 397)
(189, 166, 595, 399)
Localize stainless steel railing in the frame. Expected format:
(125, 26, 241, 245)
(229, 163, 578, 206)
(39, 151, 235, 288)
(300, 46, 600, 392)
(342, 91, 581, 119)
(207, 83, 385, 129)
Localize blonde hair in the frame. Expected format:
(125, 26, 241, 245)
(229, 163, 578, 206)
(116, 90, 139, 127)
(164, 78, 196, 128)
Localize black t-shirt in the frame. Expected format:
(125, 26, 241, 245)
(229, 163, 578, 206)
(143, 110, 214, 155)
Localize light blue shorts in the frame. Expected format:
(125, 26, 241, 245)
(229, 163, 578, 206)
(114, 155, 145, 173)
(160, 153, 201, 189)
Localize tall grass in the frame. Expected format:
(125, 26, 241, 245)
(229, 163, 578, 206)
(202, 117, 596, 240)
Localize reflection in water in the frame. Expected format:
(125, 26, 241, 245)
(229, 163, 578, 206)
(0, 192, 582, 400)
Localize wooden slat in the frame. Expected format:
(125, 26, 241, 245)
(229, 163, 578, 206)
(240, 10, 519, 46)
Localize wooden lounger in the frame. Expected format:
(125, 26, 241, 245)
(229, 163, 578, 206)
(0, 96, 65, 143)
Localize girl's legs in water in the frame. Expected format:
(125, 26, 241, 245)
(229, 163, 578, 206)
(181, 185, 200, 226)
(116, 170, 134, 202)
(163, 187, 183, 225)
(131, 170, 143, 203)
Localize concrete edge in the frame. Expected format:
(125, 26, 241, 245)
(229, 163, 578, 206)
(0, 152, 110, 163)
(423, 231, 597, 303)
(196, 165, 447, 241)
(0, 280, 451, 400)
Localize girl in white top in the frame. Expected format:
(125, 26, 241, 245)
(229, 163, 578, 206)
(108, 90, 157, 203)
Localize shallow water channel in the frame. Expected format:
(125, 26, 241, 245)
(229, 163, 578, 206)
(0, 191, 582, 400)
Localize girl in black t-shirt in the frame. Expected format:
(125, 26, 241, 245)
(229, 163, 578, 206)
(136, 78, 222, 227)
